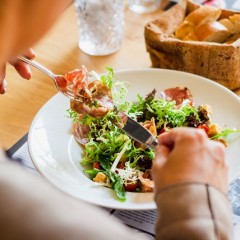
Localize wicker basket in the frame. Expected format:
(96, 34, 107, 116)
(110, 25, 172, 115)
(144, 0, 240, 90)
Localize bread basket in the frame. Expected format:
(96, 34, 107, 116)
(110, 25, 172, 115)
(144, 0, 240, 90)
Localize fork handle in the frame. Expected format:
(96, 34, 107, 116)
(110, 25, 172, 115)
(18, 56, 55, 79)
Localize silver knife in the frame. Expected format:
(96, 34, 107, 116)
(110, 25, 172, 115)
(119, 113, 158, 149)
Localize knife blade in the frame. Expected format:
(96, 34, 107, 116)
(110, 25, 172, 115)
(119, 113, 158, 149)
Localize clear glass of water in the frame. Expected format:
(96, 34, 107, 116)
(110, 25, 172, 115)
(128, 0, 161, 14)
(74, 0, 125, 56)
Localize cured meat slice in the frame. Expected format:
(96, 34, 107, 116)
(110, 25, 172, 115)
(160, 86, 194, 106)
(67, 66, 114, 117)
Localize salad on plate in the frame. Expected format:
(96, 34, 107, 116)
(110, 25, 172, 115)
(65, 66, 239, 201)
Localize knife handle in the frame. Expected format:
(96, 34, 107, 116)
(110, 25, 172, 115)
(146, 136, 158, 149)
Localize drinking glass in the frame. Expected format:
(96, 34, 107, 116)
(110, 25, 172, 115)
(74, 0, 125, 56)
(128, 0, 161, 14)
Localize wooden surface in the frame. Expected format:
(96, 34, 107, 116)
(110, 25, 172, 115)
(0, 3, 239, 149)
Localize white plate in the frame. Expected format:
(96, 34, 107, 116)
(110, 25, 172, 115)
(28, 68, 240, 210)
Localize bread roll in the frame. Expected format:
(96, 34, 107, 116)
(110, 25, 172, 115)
(229, 14, 240, 33)
(185, 5, 222, 26)
(224, 33, 240, 44)
(229, 14, 240, 23)
(175, 5, 222, 40)
(182, 31, 198, 41)
(175, 21, 194, 39)
(194, 21, 230, 42)
(219, 18, 237, 34)
(219, 14, 240, 43)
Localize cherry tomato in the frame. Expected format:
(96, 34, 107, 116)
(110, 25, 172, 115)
(93, 162, 101, 169)
(197, 124, 209, 134)
(124, 182, 138, 192)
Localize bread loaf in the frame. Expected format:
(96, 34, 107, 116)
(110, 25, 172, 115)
(175, 5, 222, 40)
(184, 5, 221, 26)
(229, 14, 240, 34)
(194, 21, 230, 42)
(175, 21, 195, 39)
(144, 0, 240, 90)
(219, 18, 237, 34)
(174, 4, 236, 43)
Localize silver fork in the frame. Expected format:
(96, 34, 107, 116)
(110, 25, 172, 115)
(18, 56, 75, 100)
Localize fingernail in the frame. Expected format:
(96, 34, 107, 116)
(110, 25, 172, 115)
(0, 79, 7, 93)
(25, 68, 32, 80)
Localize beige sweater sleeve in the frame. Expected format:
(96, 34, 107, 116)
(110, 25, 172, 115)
(0, 151, 149, 240)
(154, 183, 233, 240)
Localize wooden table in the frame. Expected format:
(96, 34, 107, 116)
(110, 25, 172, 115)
(0, 2, 239, 149)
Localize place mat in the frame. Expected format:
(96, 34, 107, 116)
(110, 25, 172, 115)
(6, 134, 240, 239)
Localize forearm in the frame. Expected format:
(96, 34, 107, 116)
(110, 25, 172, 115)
(155, 183, 233, 240)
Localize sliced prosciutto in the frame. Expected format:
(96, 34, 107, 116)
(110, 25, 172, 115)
(65, 67, 89, 96)
(72, 114, 90, 146)
(72, 122, 90, 145)
(65, 66, 114, 118)
(159, 86, 194, 106)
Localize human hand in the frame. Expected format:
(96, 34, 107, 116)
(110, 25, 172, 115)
(151, 127, 228, 193)
(0, 48, 35, 94)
